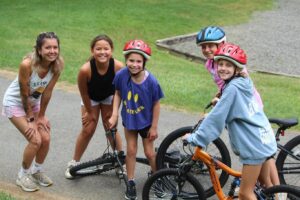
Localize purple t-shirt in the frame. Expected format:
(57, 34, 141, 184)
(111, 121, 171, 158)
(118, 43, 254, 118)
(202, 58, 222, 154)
(113, 67, 164, 130)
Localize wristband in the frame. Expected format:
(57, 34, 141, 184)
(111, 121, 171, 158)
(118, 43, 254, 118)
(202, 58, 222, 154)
(27, 117, 35, 123)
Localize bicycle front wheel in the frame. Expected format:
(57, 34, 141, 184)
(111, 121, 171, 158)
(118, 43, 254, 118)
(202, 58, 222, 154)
(262, 184, 300, 200)
(69, 156, 116, 177)
(142, 168, 206, 200)
(276, 135, 300, 186)
(156, 126, 231, 197)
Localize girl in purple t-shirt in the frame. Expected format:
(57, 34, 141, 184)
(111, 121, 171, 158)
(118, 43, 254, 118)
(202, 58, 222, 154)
(109, 40, 164, 200)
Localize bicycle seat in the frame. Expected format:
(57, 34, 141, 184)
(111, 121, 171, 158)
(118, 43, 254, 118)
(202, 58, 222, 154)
(268, 118, 298, 129)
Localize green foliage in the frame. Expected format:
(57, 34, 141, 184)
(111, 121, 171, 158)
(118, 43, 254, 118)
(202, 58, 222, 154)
(0, 192, 16, 200)
(2, 0, 299, 130)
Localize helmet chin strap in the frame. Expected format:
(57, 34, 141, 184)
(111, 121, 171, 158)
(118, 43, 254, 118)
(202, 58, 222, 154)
(224, 67, 238, 84)
(130, 69, 144, 77)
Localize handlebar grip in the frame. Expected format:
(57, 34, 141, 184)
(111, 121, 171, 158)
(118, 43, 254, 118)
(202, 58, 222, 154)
(205, 102, 213, 109)
(182, 139, 189, 146)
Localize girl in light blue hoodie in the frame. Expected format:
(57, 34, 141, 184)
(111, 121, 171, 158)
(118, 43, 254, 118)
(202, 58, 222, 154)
(184, 43, 277, 200)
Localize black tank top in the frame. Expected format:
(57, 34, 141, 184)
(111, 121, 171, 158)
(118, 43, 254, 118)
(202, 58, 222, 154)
(87, 58, 115, 101)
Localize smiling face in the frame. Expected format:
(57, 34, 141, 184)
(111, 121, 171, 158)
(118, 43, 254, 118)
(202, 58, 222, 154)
(200, 43, 219, 59)
(38, 38, 59, 62)
(91, 40, 113, 64)
(126, 53, 145, 76)
(217, 59, 238, 81)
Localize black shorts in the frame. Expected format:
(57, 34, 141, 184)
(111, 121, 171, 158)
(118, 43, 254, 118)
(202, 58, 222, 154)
(137, 125, 151, 138)
(123, 124, 151, 139)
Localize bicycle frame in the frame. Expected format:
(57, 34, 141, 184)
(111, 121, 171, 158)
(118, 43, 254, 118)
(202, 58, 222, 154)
(192, 146, 241, 200)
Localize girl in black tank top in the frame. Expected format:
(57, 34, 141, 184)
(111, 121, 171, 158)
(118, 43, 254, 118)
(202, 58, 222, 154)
(65, 35, 124, 179)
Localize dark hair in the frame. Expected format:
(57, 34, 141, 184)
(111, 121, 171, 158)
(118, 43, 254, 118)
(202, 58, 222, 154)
(35, 32, 60, 59)
(90, 34, 114, 50)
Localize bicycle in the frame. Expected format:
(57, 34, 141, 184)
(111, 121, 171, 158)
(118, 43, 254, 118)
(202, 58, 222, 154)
(269, 118, 299, 186)
(155, 118, 231, 198)
(69, 128, 149, 181)
(155, 115, 299, 195)
(143, 145, 300, 199)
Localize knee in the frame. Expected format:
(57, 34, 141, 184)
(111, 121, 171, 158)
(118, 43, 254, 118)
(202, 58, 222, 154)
(144, 150, 156, 161)
(127, 147, 137, 158)
(29, 133, 42, 150)
(81, 124, 97, 138)
(41, 132, 51, 147)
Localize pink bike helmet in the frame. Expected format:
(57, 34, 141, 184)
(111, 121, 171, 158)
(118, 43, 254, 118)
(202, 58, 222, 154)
(214, 43, 247, 69)
(123, 40, 151, 60)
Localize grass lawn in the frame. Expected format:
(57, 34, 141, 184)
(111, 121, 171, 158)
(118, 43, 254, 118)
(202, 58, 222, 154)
(0, 0, 299, 131)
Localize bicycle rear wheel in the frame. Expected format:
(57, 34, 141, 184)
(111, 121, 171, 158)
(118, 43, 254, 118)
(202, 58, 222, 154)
(156, 126, 231, 197)
(69, 154, 120, 177)
(142, 168, 206, 200)
(276, 135, 300, 186)
(262, 184, 300, 200)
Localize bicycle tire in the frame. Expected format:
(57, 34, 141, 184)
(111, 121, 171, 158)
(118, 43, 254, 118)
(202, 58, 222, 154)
(262, 184, 300, 200)
(142, 168, 206, 200)
(69, 155, 117, 177)
(276, 135, 300, 186)
(156, 126, 231, 198)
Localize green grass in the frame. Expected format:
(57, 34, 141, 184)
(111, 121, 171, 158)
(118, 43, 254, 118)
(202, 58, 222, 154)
(0, 192, 16, 200)
(1, 0, 299, 130)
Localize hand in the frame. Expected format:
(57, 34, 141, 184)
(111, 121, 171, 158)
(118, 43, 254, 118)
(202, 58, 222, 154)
(181, 133, 191, 145)
(108, 115, 118, 129)
(148, 127, 158, 141)
(24, 121, 37, 140)
(37, 116, 50, 133)
(211, 97, 220, 106)
(82, 112, 96, 127)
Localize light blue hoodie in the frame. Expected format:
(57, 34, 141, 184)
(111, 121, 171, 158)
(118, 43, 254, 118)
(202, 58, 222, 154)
(187, 77, 277, 165)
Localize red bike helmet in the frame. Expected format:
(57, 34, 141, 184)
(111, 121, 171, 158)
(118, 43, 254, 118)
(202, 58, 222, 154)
(214, 43, 247, 69)
(123, 40, 151, 60)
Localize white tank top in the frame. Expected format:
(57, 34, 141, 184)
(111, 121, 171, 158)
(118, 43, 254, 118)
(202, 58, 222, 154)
(3, 69, 53, 106)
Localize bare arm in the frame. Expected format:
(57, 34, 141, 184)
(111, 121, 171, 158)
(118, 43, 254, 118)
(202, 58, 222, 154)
(77, 64, 92, 113)
(148, 101, 160, 141)
(19, 59, 33, 119)
(38, 72, 60, 117)
(108, 90, 121, 128)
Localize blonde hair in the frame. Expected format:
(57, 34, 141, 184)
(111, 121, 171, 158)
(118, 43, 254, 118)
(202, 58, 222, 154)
(24, 32, 64, 74)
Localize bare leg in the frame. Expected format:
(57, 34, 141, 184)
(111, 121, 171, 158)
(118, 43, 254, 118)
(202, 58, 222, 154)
(100, 103, 122, 151)
(258, 158, 280, 188)
(239, 164, 262, 200)
(269, 158, 280, 185)
(10, 116, 42, 169)
(125, 128, 138, 180)
(35, 127, 50, 164)
(142, 137, 156, 172)
(73, 105, 100, 161)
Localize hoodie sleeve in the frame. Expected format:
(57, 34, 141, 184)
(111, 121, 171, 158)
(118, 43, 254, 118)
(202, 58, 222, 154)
(187, 84, 237, 147)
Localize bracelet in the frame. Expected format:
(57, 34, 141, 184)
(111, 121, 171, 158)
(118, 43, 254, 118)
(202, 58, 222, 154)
(27, 117, 35, 123)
